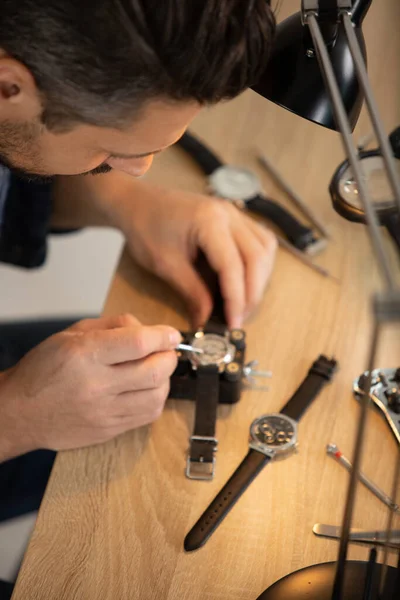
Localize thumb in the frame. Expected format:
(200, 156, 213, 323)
(162, 255, 213, 329)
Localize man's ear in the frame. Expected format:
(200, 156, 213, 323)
(0, 53, 42, 120)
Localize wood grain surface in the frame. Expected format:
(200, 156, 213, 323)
(12, 1, 400, 598)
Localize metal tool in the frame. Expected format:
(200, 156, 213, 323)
(276, 234, 339, 281)
(326, 443, 400, 513)
(176, 343, 204, 355)
(353, 368, 400, 446)
(329, 149, 400, 253)
(242, 360, 272, 391)
(257, 151, 330, 239)
(313, 524, 400, 550)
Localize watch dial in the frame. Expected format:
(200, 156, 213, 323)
(253, 415, 296, 448)
(209, 166, 262, 201)
(191, 334, 230, 366)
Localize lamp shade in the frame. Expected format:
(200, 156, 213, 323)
(251, 1, 371, 131)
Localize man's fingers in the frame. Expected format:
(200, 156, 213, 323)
(245, 215, 278, 255)
(233, 222, 277, 318)
(155, 254, 214, 329)
(109, 351, 178, 394)
(89, 324, 182, 365)
(199, 224, 246, 329)
(112, 382, 171, 421)
(68, 313, 141, 333)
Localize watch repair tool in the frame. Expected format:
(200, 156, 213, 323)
(353, 368, 400, 446)
(175, 131, 326, 254)
(175, 343, 204, 355)
(330, 149, 400, 252)
(313, 524, 400, 550)
(184, 354, 338, 551)
(275, 233, 338, 281)
(256, 151, 330, 239)
(326, 443, 400, 513)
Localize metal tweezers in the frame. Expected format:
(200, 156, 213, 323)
(313, 524, 400, 550)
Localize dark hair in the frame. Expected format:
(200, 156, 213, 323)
(0, 0, 275, 131)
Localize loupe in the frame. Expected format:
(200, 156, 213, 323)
(329, 149, 400, 250)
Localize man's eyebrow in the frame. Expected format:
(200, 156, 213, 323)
(109, 149, 163, 159)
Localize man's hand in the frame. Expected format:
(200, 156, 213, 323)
(118, 184, 277, 328)
(53, 173, 277, 329)
(0, 315, 180, 461)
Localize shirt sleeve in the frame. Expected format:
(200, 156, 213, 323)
(0, 173, 53, 269)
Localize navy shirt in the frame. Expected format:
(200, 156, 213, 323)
(0, 165, 10, 230)
(0, 170, 53, 269)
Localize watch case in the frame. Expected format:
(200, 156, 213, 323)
(168, 328, 246, 404)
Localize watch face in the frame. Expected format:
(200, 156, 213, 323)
(249, 414, 297, 457)
(189, 333, 234, 368)
(209, 166, 262, 201)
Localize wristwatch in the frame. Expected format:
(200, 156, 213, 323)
(169, 254, 270, 479)
(184, 354, 338, 550)
(181, 252, 246, 480)
(176, 131, 321, 253)
(184, 327, 239, 481)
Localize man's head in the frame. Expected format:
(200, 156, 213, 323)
(0, 0, 275, 179)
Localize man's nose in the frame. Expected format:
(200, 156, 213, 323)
(106, 154, 154, 177)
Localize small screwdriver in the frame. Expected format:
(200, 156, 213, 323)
(176, 343, 204, 355)
(327, 443, 400, 513)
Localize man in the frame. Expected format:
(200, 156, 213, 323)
(0, 0, 277, 549)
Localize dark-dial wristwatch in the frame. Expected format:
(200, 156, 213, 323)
(176, 131, 321, 253)
(184, 354, 338, 550)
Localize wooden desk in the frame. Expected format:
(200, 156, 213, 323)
(12, 1, 400, 598)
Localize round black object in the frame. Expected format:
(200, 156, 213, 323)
(256, 561, 397, 600)
(329, 149, 400, 224)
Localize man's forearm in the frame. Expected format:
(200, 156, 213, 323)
(0, 372, 24, 463)
(51, 171, 154, 230)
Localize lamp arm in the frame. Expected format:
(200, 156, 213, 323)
(351, 0, 373, 25)
(305, 13, 394, 289)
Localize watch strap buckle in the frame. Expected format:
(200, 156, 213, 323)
(186, 436, 218, 481)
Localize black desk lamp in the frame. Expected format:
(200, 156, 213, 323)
(253, 0, 371, 130)
(250, 1, 400, 599)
